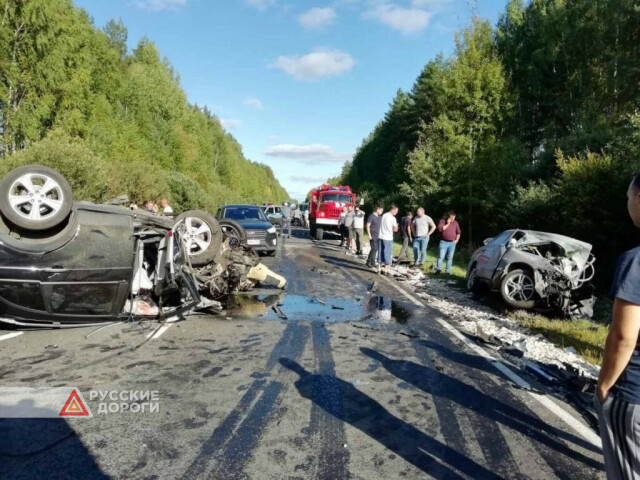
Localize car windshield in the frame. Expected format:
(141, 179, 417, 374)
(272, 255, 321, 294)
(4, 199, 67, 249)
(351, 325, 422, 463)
(224, 207, 267, 222)
(320, 194, 353, 203)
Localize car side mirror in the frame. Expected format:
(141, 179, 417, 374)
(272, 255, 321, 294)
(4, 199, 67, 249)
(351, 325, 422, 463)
(483, 238, 493, 246)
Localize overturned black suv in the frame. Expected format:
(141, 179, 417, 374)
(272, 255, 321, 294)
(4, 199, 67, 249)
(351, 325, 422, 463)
(0, 165, 285, 328)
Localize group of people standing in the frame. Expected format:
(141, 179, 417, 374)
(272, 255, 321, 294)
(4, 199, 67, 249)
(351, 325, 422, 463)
(364, 205, 461, 275)
(338, 205, 366, 255)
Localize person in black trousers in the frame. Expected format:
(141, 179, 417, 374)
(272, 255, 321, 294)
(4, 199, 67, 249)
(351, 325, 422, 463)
(366, 205, 383, 268)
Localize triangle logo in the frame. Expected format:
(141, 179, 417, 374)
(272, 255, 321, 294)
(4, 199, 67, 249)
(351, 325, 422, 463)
(59, 389, 92, 417)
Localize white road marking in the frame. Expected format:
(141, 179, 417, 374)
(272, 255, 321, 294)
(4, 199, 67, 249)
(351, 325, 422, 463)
(382, 276, 603, 449)
(0, 332, 23, 342)
(147, 323, 172, 340)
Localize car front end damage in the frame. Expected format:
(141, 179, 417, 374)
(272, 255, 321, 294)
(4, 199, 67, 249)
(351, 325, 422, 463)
(492, 231, 596, 318)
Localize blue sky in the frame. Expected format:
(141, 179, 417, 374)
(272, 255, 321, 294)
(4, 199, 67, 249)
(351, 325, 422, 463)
(75, 0, 509, 201)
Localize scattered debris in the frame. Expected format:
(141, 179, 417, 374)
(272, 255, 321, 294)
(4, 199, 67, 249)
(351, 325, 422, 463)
(331, 305, 345, 310)
(370, 260, 599, 380)
(271, 305, 288, 320)
(349, 380, 370, 386)
(313, 297, 326, 306)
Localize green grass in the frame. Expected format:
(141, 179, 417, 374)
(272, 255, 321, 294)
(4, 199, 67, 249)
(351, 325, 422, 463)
(509, 310, 608, 365)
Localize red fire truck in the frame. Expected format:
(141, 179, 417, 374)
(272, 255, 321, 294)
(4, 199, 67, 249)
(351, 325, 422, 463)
(309, 184, 357, 240)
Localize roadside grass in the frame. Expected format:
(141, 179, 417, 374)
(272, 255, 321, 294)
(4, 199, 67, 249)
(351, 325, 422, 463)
(361, 233, 610, 365)
(509, 310, 608, 365)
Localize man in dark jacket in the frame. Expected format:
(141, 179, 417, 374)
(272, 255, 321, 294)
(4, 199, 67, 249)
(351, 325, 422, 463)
(366, 206, 383, 268)
(397, 212, 413, 263)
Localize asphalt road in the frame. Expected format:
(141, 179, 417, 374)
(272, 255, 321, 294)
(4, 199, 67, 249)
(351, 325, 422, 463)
(0, 228, 605, 479)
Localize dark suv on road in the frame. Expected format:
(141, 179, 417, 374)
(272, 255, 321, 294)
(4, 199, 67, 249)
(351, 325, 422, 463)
(216, 205, 277, 256)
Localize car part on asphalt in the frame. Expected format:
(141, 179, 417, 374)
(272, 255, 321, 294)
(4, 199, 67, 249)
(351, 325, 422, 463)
(0, 165, 287, 328)
(466, 229, 596, 318)
(246, 263, 287, 288)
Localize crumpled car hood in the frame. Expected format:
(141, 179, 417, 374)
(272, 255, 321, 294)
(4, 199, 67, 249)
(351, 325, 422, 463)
(515, 231, 593, 273)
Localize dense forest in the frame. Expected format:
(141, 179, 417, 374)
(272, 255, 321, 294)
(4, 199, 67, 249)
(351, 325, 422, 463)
(335, 0, 640, 283)
(0, 0, 288, 212)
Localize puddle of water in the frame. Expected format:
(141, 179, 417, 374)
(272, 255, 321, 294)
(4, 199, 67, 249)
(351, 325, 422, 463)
(223, 294, 412, 324)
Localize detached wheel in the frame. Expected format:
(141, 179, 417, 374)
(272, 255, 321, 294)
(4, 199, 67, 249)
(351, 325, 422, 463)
(175, 210, 222, 267)
(0, 165, 73, 231)
(466, 265, 480, 293)
(219, 219, 246, 247)
(315, 227, 324, 241)
(500, 269, 536, 309)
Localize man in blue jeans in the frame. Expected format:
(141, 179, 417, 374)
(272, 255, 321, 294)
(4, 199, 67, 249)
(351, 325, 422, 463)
(411, 207, 436, 267)
(435, 210, 461, 274)
(378, 205, 399, 275)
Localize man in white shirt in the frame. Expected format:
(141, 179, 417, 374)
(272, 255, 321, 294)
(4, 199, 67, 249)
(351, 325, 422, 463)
(378, 205, 399, 274)
(161, 198, 173, 214)
(338, 206, 348, 246)
(352, 207, 366, 255)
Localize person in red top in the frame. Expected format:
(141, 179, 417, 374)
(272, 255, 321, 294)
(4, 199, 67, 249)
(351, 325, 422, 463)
(435, 210, 461, 274)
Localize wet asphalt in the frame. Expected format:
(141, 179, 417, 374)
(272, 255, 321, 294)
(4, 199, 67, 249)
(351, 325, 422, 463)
(0, 228, 605, 479)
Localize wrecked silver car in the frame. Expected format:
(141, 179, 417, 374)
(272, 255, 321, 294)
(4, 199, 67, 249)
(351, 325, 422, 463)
(0, 164, 285, 328)
(466, 230, 595, 318)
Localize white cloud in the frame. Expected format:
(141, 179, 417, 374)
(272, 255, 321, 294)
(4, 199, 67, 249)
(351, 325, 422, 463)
(289, 175, 331, 183)
(245, 0, 276, 10)
(265, 144, 352, 163)
(411, 0, 453, 8)
(270, 49, 354, 81)
(133, 0, 187, 11)
(365, 4, 432, 35)
(220, 119, 241, 129)
(299, 7, 336, 29)
(243, 97, 264, 110)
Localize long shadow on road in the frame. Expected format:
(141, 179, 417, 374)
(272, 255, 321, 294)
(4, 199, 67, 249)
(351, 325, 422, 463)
(280, 357, 506, 480)
(0, 418, 108, 479)
(360, 348, 603, 470)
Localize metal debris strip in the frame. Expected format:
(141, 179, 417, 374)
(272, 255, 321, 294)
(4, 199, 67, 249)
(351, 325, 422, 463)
(271, 305, 288, 320)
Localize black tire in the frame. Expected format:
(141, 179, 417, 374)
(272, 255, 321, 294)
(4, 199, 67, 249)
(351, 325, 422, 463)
(466, 265, 480, 293)
(219, 219, 247, 247)
(266, 249, 277, 257)
(175, 210, 222, 267)
(500, 268, 536, 309)
(0, 165, 73, 231)
(314, 227, 324, 241)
